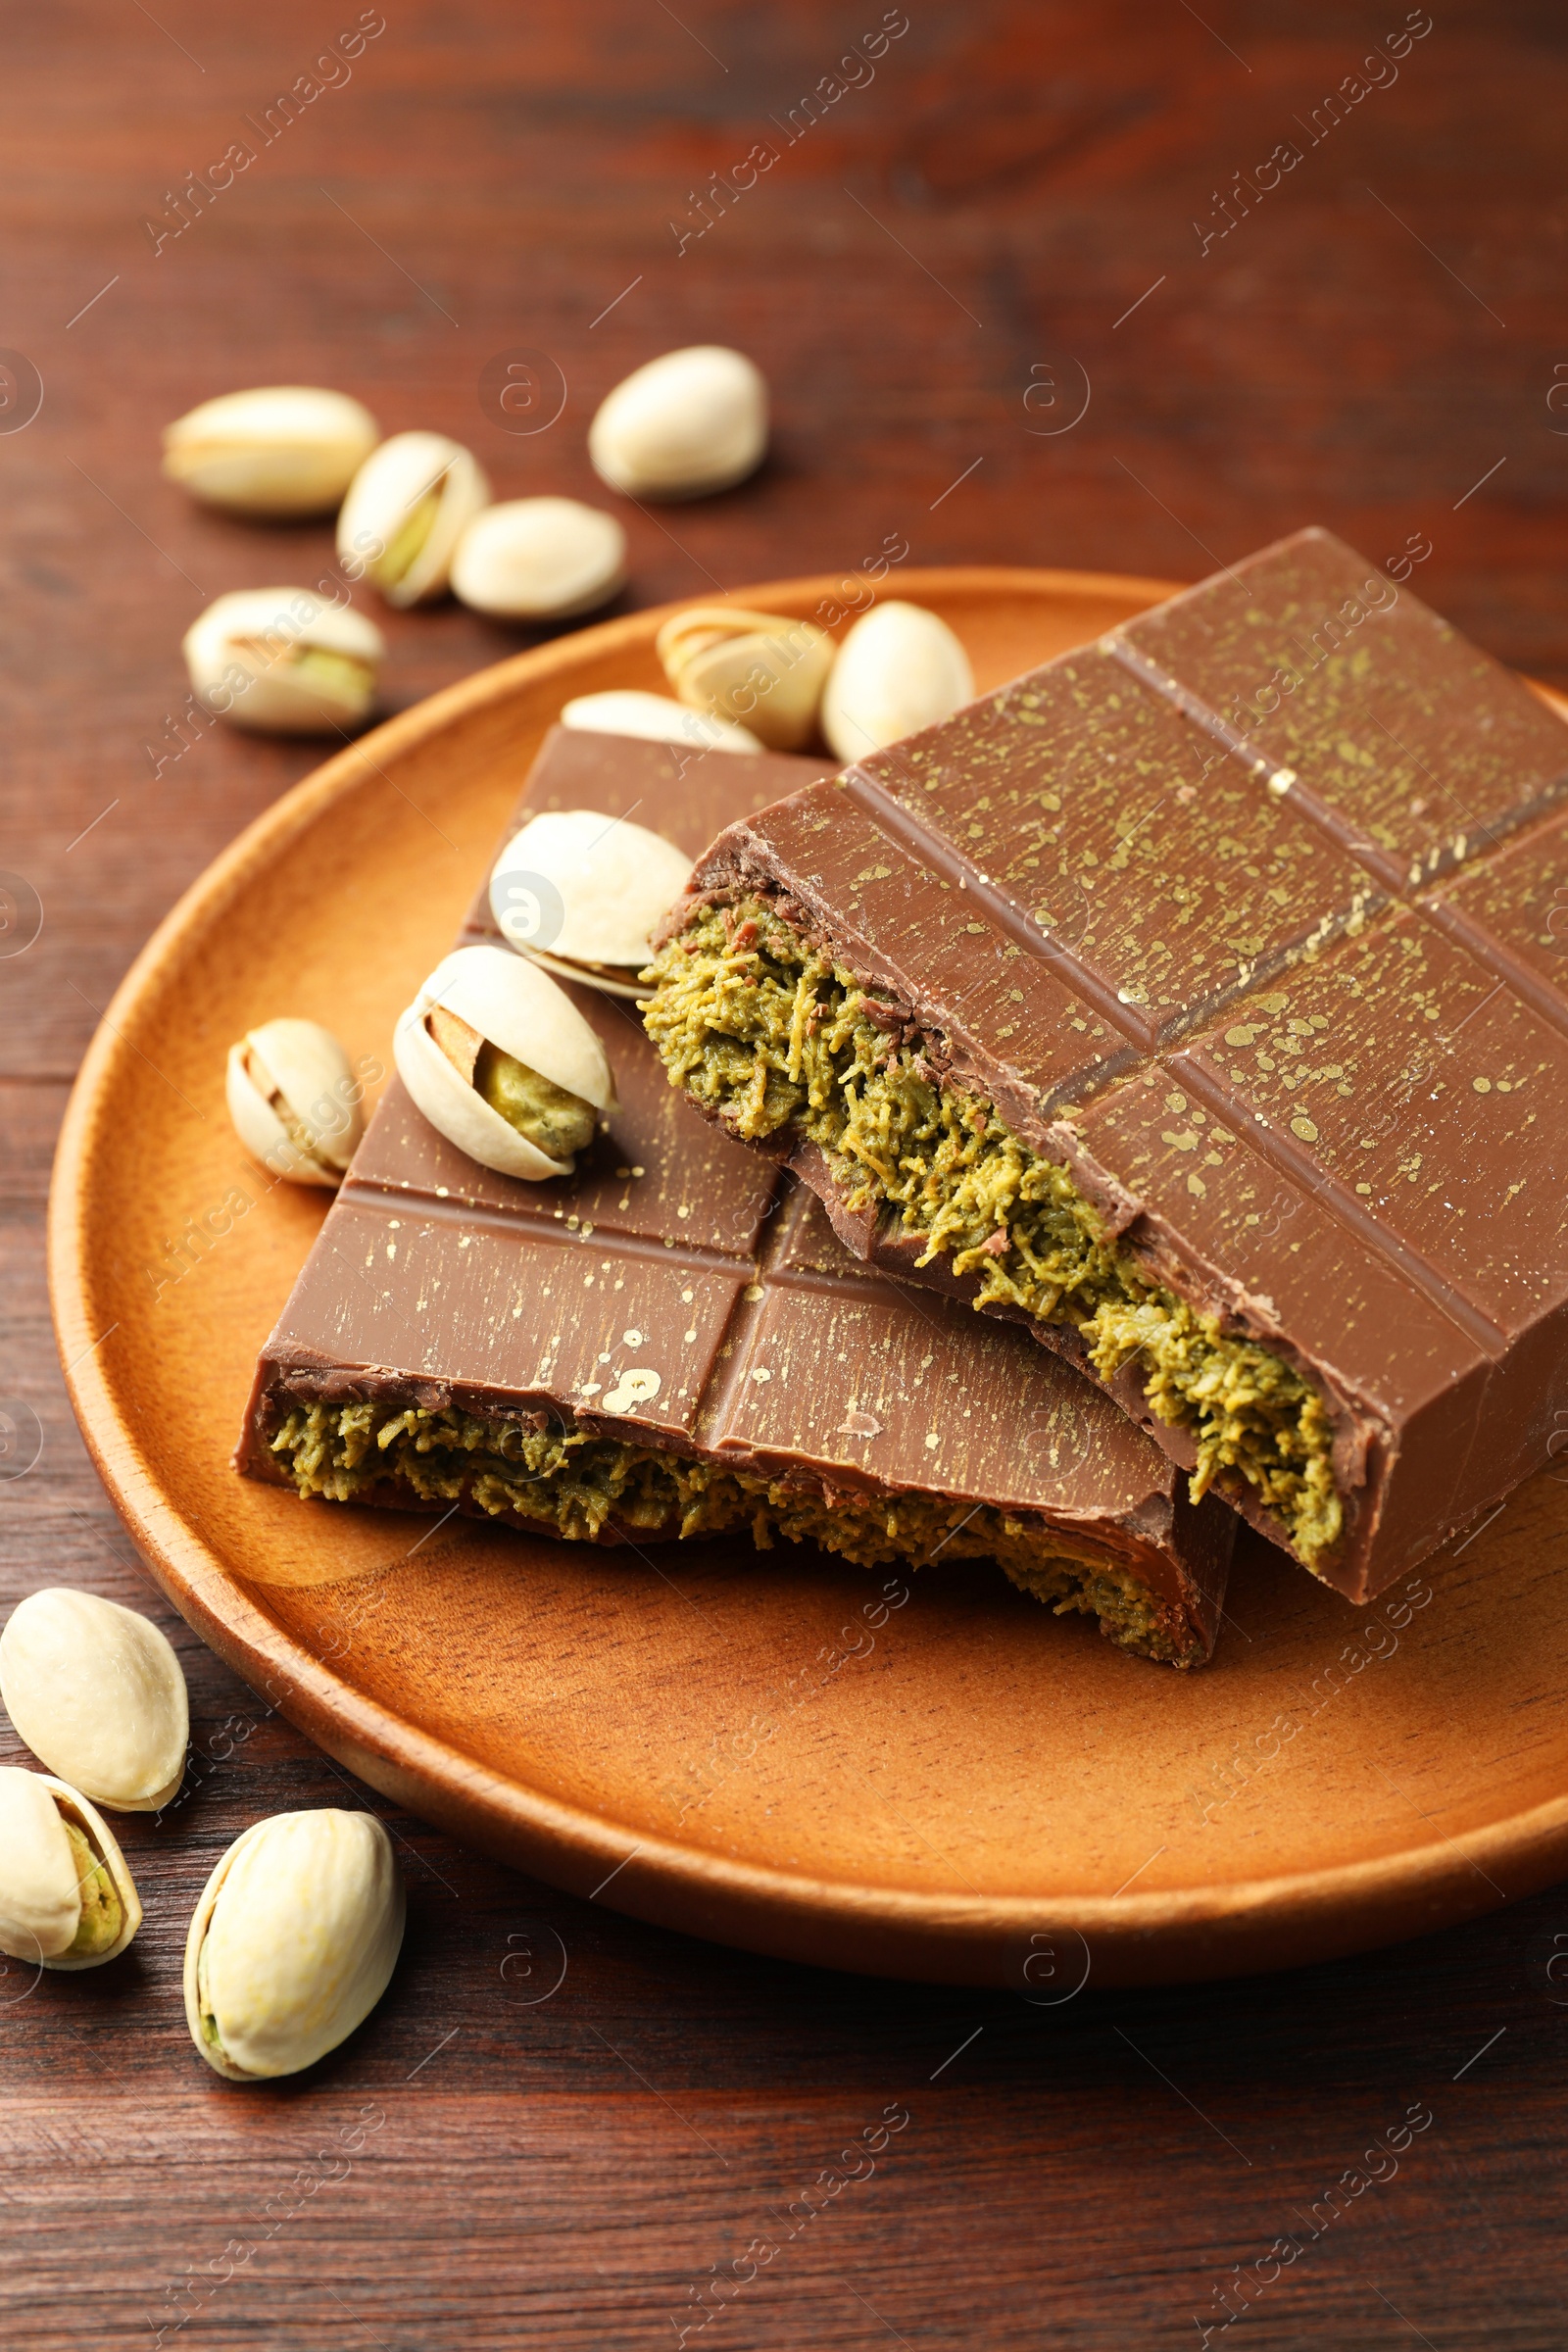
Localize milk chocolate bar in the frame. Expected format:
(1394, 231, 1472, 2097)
(238, 729, 1235, 1668)
(645, 529, 1568, 1602)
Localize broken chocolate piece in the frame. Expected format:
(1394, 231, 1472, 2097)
(645, 528, 1568, 1603)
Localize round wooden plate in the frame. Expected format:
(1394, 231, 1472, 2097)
(49, 567, 1568, 1988)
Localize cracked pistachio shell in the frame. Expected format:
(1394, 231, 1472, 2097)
(560, 690, 763, 756)
(489, 808, 693, 976)
(225, 1016, 364, 1187)
(184, 1810, 405, 2081)
(336, 430, 491, 607)
(451, 498, 626, 620)
(161, 385, 380, 517)
(656, 605, 833, 752)
(183, 587, 385, 735)
(0, 1767, 142, 1971)
(820, 601, 975, 762)
(394, 945, 617, 1180)
(0, 1589, 188, 1812)
(588, 346, 767, 501)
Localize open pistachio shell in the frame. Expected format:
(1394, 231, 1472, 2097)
(183, 587, 385, 735)
(184, 1810, 405, 2081)
(489, 808, 694, 981)
(394, 945, 617, 1180)
(0, 1767, 142, 1970)
(0, 1589, 188, 1812)
(451, 498, 626, 620)
(225, 1017, 364, 1187)
(820, 600, 975, 761)
(656, 605, 833, 752)
(560, 691, 763, 756)
(161, 386, 380, 517)
(588, 345, 767, 501)
(336, 430, 490, 608)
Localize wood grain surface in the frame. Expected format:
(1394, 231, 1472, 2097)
(2, 3, 1564, 2346)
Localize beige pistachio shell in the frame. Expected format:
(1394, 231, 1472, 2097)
(0, 1590, 188, 1812)
(451, 498, 626, 620)
(0, 1767, 142, 1970)
(225, 1017, 364, 1187)
(820, 601, 975, 762)
(337, 431, 490, 607)
(560, 691, 763, 756)
(394, 945, 616, 1180)
(162, 386, 380, 517)
(588, 346, 767, 501)
(489, 808, 693, 975)
(657, 605, 833, 752)
(183, 588, 385, 735)
(184, 1809, 405, 2081)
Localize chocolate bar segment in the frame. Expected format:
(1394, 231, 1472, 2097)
(645, 529, 1568, 1602)
(238, 729, 1235, 1668)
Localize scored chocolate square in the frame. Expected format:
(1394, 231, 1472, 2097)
(239, 728, 1235, 1669)
(645, 529, 1568, 1603)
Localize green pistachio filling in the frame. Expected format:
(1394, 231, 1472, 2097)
(474, 1042, 597, 1160)
(63, 1819, 122, 1958)
(641, 897, 1343, 1570)
(270, 1401, 1203, 1664)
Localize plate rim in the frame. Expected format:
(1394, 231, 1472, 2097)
(47, 563, 1568, 1987)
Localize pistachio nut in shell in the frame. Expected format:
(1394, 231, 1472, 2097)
(394, 944, 616, 1180)
(0, 1766, 142, 1971)
(183, 587, 385, 735)
(588, 345, 767, 501)
(161, 385, 379, 517)
(451, 498, 626, 620)
(184, 1810, 405, 2081)
(656, 605, 832, 752)
(820, 601, 975, 762)
(560, 690, 763, 756)
(0, 1589, 188, 1812)
(490, 808, 694, 985)
(226, 1017, 365, 1187)
(336, 430, 490, 608)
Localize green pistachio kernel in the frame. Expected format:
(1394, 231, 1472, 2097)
(63, 1819, 123, 1958)
(474, 1042, 597, 1161)
(286, 647, 373, 702)
(375, 490, 441, 589)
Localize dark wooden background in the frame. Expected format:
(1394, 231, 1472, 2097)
(2, 3, 1565, 2344)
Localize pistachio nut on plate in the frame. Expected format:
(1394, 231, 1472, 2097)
(656, 604, 833, 752)
(560, 690, 763, 756)
(489, 808, 694, 1000)
(226, 1017, 366, 1187)
(336, 429, 490, 607)
(394, 944, 616, 1178)
(0, 1588, 188, 1812)
(820, 600, 974, 762)
(588, 345, 767, 501)
(183, 587, 385, 734)
(161, 385, 380, 517)
(184, 1809, 405, 2081)
(451, 497, 626, 620)
(0, 1766, 142, 1971)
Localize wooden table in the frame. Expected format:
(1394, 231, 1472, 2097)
(2, 4, 1563, 2343)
